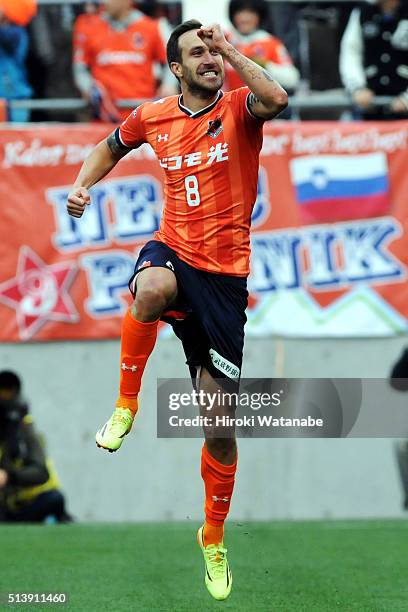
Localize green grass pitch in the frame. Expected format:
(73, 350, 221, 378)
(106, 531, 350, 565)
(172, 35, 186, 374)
(1, 520, 408, 611)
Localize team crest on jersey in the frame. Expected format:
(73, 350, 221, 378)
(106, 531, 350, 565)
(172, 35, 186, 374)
(253, 45, 266, 59)
(207, 117, 223, 139)
(133, 33, 145, 49)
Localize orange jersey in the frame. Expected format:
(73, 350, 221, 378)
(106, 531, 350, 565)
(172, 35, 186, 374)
(226, 30, 293, 91)
(118, 88, 264, 277)
(73, 11, 166, 103)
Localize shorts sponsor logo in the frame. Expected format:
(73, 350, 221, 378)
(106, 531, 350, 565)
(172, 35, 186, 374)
(209, 349, 240, 380)
(166, 260, 174, 271)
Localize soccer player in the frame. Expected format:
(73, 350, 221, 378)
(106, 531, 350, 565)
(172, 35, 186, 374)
(67, 20, 287, 601)
(73, 0, 175, 122)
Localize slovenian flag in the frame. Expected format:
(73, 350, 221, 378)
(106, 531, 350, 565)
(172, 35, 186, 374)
(290, 153, 391, 224)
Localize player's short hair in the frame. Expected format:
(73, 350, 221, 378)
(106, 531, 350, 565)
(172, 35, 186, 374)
(167, 19, 203, 67)
(228, 0, 267, 24)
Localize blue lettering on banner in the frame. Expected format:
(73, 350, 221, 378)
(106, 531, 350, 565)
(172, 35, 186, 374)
(47, 175, 161, 251)
(47, 185, 109, 250)
(338, 222, 402, 283)
(303, 230, 340, 287)
(251, 166, 270, 228)
(110, 176, 161, 242)
(251, 218, 405, 293)
(80, 251, 135, 316)
(250, 232, 302, 291)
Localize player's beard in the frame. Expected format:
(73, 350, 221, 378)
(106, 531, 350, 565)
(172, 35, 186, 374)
(182, 65, 224, 100)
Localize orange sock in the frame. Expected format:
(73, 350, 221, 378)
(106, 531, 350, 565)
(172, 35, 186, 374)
(116, 308, 159, 415)
(203, 522, 225, 547)
(201, 443, 237, 546)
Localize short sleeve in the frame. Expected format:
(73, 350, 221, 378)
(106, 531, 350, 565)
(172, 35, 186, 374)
(230, 87, 266, 126)
(117, 104, 147, 149)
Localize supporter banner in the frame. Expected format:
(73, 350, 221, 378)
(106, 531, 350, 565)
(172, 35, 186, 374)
(0, 121, 408, 342)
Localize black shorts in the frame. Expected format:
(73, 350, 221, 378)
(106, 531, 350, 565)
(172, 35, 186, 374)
(129, 240, 248, 390)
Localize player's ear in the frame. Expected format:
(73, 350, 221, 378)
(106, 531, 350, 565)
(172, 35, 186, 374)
(170, 62, 183, 79)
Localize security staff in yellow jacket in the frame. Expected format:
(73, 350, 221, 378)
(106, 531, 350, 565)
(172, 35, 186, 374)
(0, 371, 72, 523)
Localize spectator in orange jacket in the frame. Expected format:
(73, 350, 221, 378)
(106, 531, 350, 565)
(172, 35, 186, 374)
(73, 0, 175, 122)
(226, 0, 299, 93)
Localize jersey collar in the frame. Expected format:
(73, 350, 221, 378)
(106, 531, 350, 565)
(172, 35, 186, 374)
(102, 9, 143, 31)
(178, 91, 223, 119)
(232, 28, 271, 44)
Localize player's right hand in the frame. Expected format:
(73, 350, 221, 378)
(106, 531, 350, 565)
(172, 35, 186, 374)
(67, 187, 91, 218)
(197, 24, 230, 55)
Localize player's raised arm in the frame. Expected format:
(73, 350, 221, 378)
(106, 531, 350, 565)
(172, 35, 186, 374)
(67, 131, 129, 218)
(197, 23, 288, 120)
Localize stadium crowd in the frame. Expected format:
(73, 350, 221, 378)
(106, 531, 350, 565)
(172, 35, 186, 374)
(0, 0, 407, 122)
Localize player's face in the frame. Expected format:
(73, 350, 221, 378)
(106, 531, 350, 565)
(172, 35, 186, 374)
(233, 9, 260, 35)
(103, 0, 132, 19)
(176, 30, 225, 95)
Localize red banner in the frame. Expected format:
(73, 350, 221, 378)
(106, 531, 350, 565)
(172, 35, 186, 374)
(1, 121, 408, 341)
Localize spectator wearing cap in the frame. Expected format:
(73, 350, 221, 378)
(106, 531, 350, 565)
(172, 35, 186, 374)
(73, 0, 175, 122)
(0, 0, 36, 121)
(340, 0, 408, 120)
(226, 0, 299, 94)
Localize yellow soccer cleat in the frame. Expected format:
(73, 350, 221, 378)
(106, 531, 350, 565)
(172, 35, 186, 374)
(197, 525, 232, 601)
(95, 408, 134, 453)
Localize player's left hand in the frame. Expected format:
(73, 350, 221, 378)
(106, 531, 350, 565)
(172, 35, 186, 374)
(197, 24, 230, 55)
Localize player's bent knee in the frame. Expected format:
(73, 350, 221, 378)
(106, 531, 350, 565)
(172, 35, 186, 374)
(136, 268, 176, 297)
(135, 285, 171, 314)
